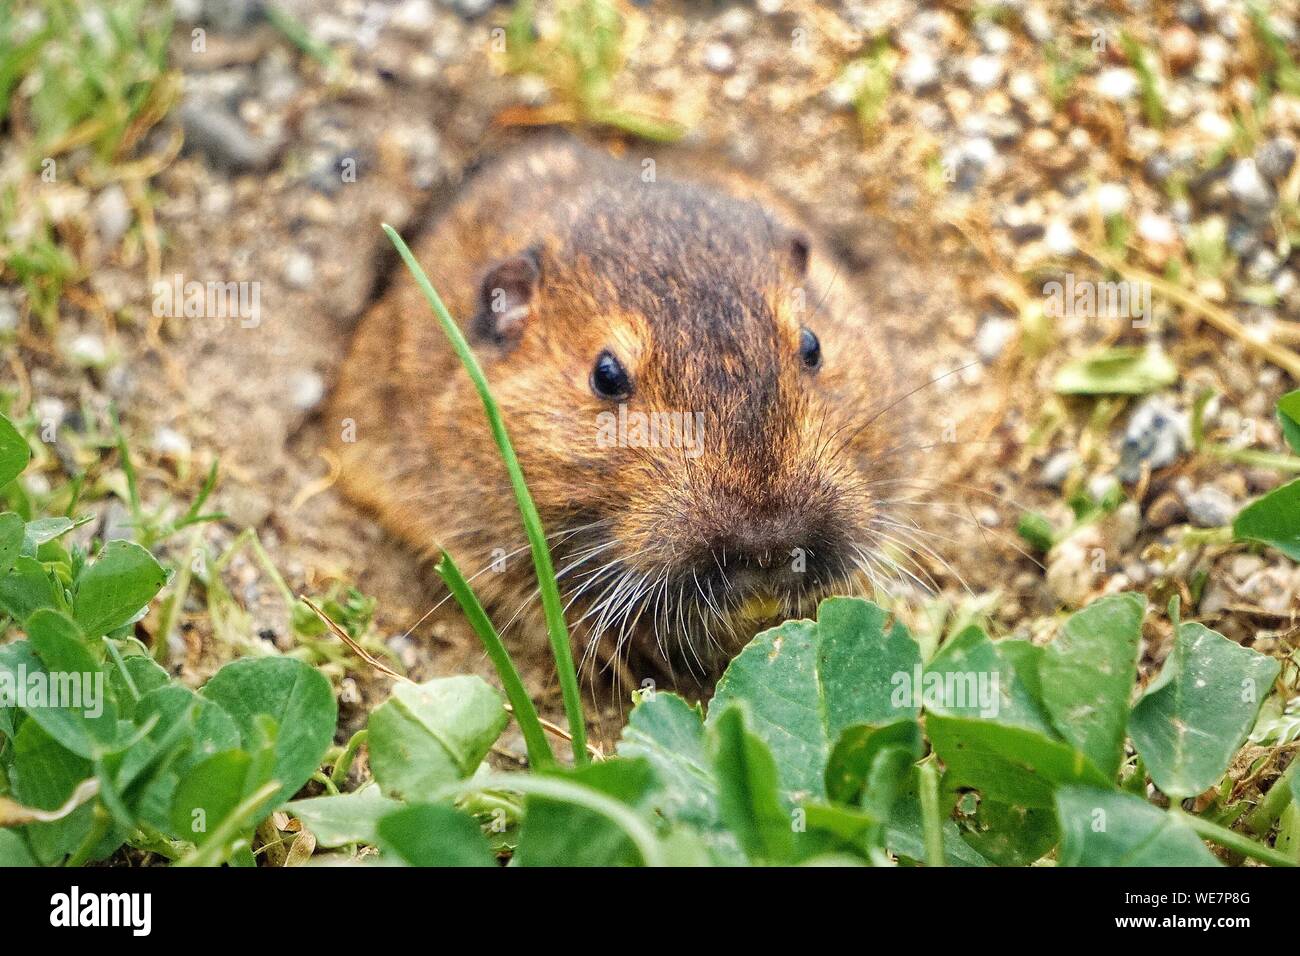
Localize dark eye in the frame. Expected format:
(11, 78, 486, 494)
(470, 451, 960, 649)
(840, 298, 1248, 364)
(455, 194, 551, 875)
(798, 327, 821, 371)
(590, 349, 632, 400)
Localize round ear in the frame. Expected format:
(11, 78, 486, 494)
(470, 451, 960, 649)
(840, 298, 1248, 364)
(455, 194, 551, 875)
(784, 231, 810, 278)
(471, 248, 540, 346)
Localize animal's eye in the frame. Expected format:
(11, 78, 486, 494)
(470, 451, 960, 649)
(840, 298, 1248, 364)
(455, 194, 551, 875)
(590, 349, 632, 400)
(798, 327, 821, 371)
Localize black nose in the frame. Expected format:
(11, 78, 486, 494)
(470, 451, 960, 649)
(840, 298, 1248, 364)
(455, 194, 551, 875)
(711, 516, 808, 569)
(704, 509, 839, 586)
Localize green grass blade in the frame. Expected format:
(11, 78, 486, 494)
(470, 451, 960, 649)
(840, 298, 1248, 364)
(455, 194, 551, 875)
(437, 552, 556, 770)
(1179, 810, 1298, 868)
(263, 4, 338, 69)
(437, 773, 666, 866)
(918, 761, 944, 868)
(382, 224, 589, 766)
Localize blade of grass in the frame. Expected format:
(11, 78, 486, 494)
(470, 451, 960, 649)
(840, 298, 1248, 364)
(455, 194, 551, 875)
(110, 407, 145, 532)
(382, 224, 589, 766)
(174, 781, 281, 868)
(1246, 759, 1298, 836)
(1176, 808, 1299, 867)
(169, 458, 226, 532)
(301, 597, 406, 682)
(1079, 242, 1300, 379)
(102, 637, 141, 704)
(330, 729, 368, 788)
(436, 773, 665, 866)
(437, 552, 555, 770)
(1118, 32, 1164, 129)
(155, 526, 199, 663)
(918, 761, 944, 867)
(263, 3, 337, 69)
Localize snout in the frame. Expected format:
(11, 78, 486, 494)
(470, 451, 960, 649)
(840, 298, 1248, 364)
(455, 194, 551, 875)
(710, 512, 809, 568)
(693, 502, 845, 596)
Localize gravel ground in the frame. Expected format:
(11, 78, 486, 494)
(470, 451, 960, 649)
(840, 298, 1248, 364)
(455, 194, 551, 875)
(4, 0, 1299, 750)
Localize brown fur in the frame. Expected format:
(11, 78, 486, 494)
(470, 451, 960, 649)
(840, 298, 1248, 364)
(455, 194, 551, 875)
(331, 138, 919, 681)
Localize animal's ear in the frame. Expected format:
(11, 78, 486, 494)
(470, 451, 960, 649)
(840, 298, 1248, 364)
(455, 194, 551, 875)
(784, 231, 810, 278)
(471, 248, 540, 346)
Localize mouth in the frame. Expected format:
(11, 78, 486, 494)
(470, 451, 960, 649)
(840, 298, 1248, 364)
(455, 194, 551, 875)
(734, 591, 783, 625)
(550, 527, 862, 674)
(667, 558, 851, 641)
(733, 595, 780, 632)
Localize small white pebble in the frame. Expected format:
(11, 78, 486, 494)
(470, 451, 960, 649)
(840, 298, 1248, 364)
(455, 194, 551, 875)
(67, 333, 109, 367)
(1136, 211, 1177, 245)
(1008, 71, 1038, 103)
(1021, 5, 1052, 42)
(974, 316, 1016, 363)
(93, 185, 132, 247)
(1227, 159, 1274, 211)
(152, 426, 191, 457)
(716, 7, 753, 37)
(702, 42, 735, 75)
(390, 0, 435, 33)
(1066, 127, 1092, 151)
(1194, 110, 1234, 141)
(1200, 34, 1229, 64)
(899, 52, 940, 93)
(1096, 67, 1138, 101)
(0, 294, 17, 334)
(289, 370, 326, 411)
(1044, 219, 1076, 256)
(1094, 183, 1130, 218)
(982, 26, 1012, 55)
(284, 251, 315, 289)
(965, 54, 1004, 90)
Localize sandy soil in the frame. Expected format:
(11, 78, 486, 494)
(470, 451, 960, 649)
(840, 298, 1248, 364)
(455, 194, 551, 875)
(7, 0, 1299, 752)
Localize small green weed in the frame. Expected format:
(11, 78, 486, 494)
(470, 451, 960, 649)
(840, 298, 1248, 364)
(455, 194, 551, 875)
(3, 246, 1296, 867)
(0, 0, 180, 328)
(501, 0, 685, 142)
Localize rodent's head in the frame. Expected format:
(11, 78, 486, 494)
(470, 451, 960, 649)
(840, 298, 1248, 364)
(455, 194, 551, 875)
(464, 180, 903, 675)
